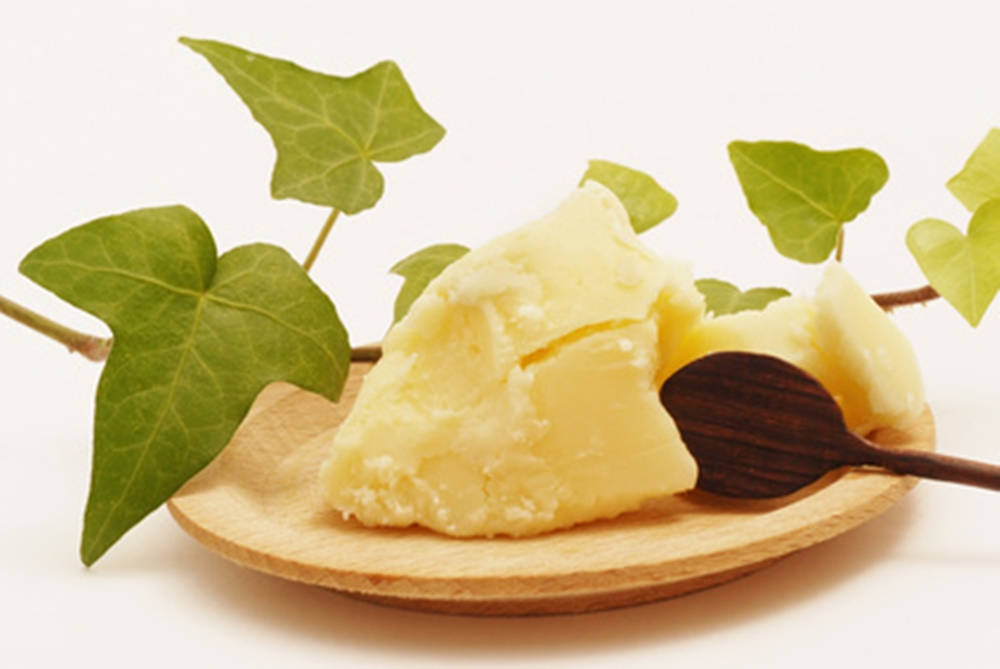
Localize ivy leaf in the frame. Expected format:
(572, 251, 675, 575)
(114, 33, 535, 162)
(19, 206, 350, 565)
(728, 140, 889, 263)
(695, 278, 791, 317)
(180, 38, 445, 214)
(947, 128, 1000, 212)
(906, 199, 1000, 326)
(579, 159, 677, 233)
(390, 244, 469, 323)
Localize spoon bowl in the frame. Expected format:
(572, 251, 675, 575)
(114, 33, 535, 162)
(661, 352, 1000, 498)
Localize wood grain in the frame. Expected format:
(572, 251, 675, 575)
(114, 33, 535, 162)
(168, 362, 935, 616)
(662, 351, 863, 498)
(662, 352, 999, 498)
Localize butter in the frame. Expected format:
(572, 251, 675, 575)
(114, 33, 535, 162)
(812, 262, 925, 432)
(319, 182, 703, 536)
(663, 262, 925, 434)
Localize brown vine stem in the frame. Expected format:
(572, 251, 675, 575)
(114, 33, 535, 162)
(1, 292, 381, 364)
(336, 282, 935, 359)
(0, 293, 111, 361)
(350, 344, 382, 362)
(871, 284, 940, 311)
(340, 282, 932, 360)
(302, 208, 340, 273)
(1, 279, 937, 370)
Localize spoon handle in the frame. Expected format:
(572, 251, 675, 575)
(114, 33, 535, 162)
(853, 438, 1000, 491)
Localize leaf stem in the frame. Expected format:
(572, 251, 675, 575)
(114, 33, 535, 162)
(834, 228, 845, 262)
(0, 293, 111, 361)
(871, 285, 940, 311)
(302, 208, 340, 273)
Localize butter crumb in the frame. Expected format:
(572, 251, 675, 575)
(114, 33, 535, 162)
(615, 260, 642, 286)
(516, 304, 545, 321)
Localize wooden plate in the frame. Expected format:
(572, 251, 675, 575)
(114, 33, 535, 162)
(168, 361, 934, 616)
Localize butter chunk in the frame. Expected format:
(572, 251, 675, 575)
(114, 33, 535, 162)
(663, 263, 924, 433)
(319, 182, 702, 536)
(384, 180, 696, 365)
(812, 262, 925, 433)
(665, 295, 818, 381)
(525, 321, 696, 527)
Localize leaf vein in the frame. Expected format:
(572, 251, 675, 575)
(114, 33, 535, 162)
(49, 261, 203, 299)
(368, 127, 441, 160)
(87, 296, 207, 553)
(734, 149, 840, 222)
(204, 294, 346, 379)
(209, 46, 364, 153)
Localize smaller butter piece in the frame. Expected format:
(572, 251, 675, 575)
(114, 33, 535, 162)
(812, 262, 925, 432)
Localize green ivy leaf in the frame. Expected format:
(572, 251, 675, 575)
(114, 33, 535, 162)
(728, 140, 889, 263)
(180, 38, 445, 214)
(947, 128, 1000, 212)
(20, 206, 350, 565)
(579, 160, 677, 233)
(906, 199, 1000, 326)
(390, 243, 469, 323)
(695, 278, 791, 317)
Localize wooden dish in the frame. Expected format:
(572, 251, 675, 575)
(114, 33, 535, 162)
(168, 361, 934, 616)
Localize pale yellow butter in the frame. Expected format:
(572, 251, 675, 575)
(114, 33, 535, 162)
(319, 182, 703, 536)
(812, 263, 925, 433)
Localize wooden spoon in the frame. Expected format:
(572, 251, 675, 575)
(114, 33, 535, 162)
(660, 351, 1000, 499)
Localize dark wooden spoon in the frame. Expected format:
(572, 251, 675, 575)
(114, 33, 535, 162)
(660, 351, 1000, 498)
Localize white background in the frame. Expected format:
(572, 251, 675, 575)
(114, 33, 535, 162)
(3, 1, 1000, 667)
